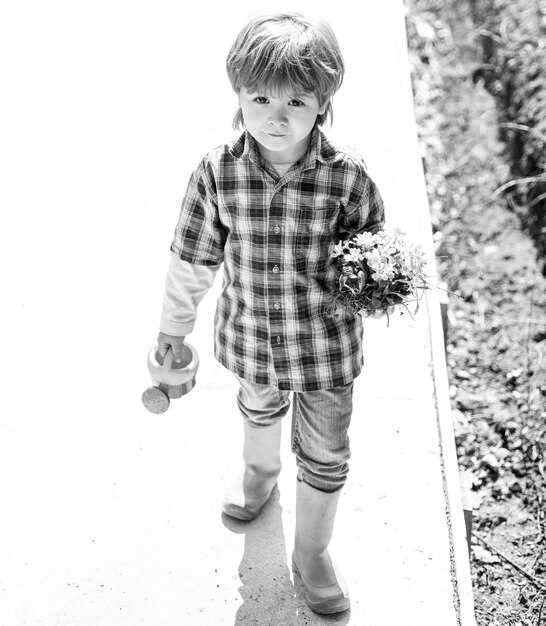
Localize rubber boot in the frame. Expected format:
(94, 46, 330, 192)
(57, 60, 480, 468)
(222, 420, 282, 521)
(292, 480, 350, 614)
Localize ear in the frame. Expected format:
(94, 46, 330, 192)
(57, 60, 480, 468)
(238, 86, 250, 106)
(318, 98, 329, 115)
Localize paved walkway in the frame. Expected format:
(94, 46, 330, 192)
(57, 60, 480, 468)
(1, 1, 475, 624)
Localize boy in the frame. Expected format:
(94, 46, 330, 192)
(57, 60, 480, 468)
(156, 13, 385, 615)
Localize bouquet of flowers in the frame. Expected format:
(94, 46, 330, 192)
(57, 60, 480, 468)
(328, 229, 431, 319)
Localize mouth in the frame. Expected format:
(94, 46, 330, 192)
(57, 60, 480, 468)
(266, 132, 287, 138)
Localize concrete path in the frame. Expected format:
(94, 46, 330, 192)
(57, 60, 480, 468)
(1, 1, 475, 624)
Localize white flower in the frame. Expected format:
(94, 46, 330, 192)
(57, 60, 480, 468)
(347, 246, 364, 263)
(354, 231, 375, 251)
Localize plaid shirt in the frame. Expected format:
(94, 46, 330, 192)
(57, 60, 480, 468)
(171, 126, 385, 391)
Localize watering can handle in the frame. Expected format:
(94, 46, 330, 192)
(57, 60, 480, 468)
(154, 346, 185, 370)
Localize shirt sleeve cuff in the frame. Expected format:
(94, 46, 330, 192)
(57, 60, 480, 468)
(159, 318, 195, 337)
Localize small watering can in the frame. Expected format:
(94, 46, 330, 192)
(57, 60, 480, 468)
(141, 342, 199, 414)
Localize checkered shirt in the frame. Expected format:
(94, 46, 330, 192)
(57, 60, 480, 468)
(171, 126, 385, 391)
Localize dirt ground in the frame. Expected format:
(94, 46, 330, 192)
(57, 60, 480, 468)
(406, 1, 546, 624)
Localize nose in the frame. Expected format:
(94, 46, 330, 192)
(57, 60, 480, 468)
(267, 105, 288, 127)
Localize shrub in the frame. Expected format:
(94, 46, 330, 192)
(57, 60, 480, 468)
(470, 0, 546, 265)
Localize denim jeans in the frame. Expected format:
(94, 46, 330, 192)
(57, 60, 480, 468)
(235, 376, 354, 492)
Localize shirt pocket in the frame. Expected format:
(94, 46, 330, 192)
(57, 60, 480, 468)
(295, 199, 341, 274)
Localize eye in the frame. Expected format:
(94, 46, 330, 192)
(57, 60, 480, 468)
(254, 96, 269, 104)
(288, 99, 305, 107)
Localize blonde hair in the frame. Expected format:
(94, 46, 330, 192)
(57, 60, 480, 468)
(226, 13, 345, 129)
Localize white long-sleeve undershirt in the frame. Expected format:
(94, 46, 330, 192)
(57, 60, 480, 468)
(159, 251, 220, 337)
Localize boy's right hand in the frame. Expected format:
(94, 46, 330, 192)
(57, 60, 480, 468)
(157, 332, 186, 363)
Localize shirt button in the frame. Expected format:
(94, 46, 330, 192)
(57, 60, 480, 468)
(273, 225, 281, 235)
(273, 301, 281, 310)
(276, 336, 282, 344)
(272, 265, 280, 274)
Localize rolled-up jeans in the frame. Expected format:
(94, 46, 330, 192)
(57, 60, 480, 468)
(235, 375, 354, 493)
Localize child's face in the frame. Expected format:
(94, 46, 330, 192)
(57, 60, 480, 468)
(238, 87, 327, 164)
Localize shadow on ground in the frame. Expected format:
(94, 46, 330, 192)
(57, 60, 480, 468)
(222, 488, 351, 626)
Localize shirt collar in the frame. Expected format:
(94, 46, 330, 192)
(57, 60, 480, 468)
(229, 125, 337, 169)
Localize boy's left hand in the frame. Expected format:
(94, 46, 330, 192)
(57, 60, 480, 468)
(360, 305, 395, 319)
